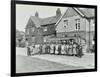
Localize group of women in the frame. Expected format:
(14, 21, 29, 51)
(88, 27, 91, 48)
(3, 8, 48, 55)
(27, 40, 83, 58)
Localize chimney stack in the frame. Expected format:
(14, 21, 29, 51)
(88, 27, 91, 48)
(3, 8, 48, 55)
(35, 11, 39, 17)
(56, 8, 61, 17)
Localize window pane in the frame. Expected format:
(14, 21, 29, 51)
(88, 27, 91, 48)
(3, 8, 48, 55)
(44, 27, 47, 31)
(64, 20, 68, 26)
(75, 19, 80, 30)
(32, 27, 35, 32)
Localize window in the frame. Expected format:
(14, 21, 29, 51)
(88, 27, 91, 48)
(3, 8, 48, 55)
(75, 19, 80, 30)
(26, 38, 28, 41)
(65, 34, 67, 37)
(64, 20, 68, 28)
(32, 37, 35, 42)
(44, 27, 47, 31)
(74, 34, 77, 37)
(27, 29, 29, 34)
(44, 37, 47, 42)
(64, 26, 66, 28)
(32, 27, 35, 32)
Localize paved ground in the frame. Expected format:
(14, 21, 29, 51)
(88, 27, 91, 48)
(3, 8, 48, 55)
(16, 47, 27, 56)
(16, 55, 84, 73)
(16, 47, 95, 73)
(32, 54, 94, 69)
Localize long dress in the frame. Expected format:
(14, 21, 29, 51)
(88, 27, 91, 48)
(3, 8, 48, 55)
(27, 47, 30, 56)
(65, 45, 68, 55)
(48, 45, 50, 54)
(58, 45, 61, 55)
(39, 45, 42, 54)
(42, 45, 46, 54)
(61, 45, 65, 54)
(53, 45, 56, 54)
(55, 45, 58, 54)
(29, 46, 33, 55)
(68, 45, 73, 55)
(35, 45, 39, 54)
(73, 44, 77, 55)
(45, 45, 48, 54)
(37, 45, 40, 53)
(31, 47, 36, 55)
(77, 45, 83, 57)
(50, 44, 54, 54)
(32, 45, 38, 54)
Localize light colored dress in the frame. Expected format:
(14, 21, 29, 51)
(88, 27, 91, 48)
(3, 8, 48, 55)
(61, 45, 65, 54)
(65, 45, 68, 54)
(73, 44, 77, 55)
(50, 44, 54, 53)
(68, 45, 73, 55)
(42, 45, 46, 53)
(29, 46, 33, 52)
(32, 47, 36, 55)
(35, 45, 39, 53)
(55, 45, 58, 54)
(82, 44, 87, 54)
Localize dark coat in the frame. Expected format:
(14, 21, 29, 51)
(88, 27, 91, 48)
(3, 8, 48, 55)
(58, 45, 61, 54)
(53, 45, 56, 54)
(77, 45, 83, 57)
(27, 47, 31, 56)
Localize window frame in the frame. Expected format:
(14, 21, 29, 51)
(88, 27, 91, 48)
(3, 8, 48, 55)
(75, 19, 80, 30)
(44, 27, 47, 32)
(64, 19, 68, 28)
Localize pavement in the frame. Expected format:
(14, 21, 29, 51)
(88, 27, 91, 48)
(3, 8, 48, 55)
(16, 47, 95, 73)
(16, 55, 84, 73)
(32, 54, 94, 69)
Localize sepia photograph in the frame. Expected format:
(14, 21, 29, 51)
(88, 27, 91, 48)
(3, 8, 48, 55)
(11, 1, 97, 76)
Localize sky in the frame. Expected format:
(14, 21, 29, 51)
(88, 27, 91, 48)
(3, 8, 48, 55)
(16, 4, 67, 32)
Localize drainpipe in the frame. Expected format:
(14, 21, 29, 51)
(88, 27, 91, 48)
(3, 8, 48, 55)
(88, 19, 91, 53)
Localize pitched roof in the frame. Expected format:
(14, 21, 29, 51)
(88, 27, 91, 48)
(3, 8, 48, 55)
(26, 15, 61, 28)
(55, 7, 95, 26)
(75, 8, 95, 18)
(26, 16, 41, 28)
(40, 16, 60, 26)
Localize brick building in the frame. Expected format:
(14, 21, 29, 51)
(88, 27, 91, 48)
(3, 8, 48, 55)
(25, 7, 95, 50)
(25, 8, 61, 46)
(55, 7, 95, 49)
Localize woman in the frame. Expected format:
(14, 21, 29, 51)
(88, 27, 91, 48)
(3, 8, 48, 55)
(55, 44, 58, 55)
(68, 43, 73, 56)
(31, 45, 35, 55)
(58, 44, 61, 55)
(42, 44, 46, 54)
(73, 43, 77, 56)
(29, 46, 33, 56)
(76, 43, 83, 58)
(39, 45, 42, 54)
(27, 46, 30, 56)
(50, 44, 54, 54)
(53, 44, 56, 55)
(77, 44, 83, 58)
(65, 44, 69, 55)
(61, 44, 65, 55)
